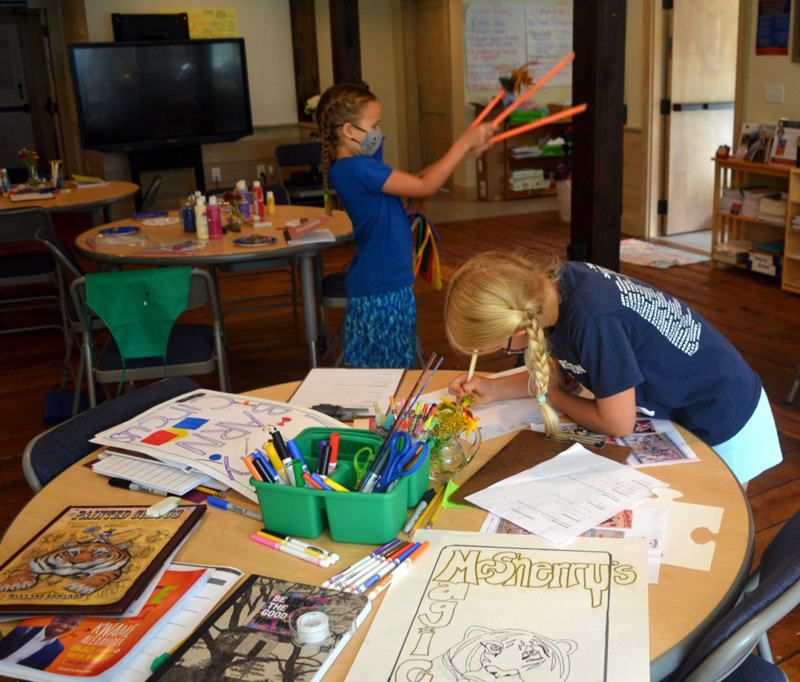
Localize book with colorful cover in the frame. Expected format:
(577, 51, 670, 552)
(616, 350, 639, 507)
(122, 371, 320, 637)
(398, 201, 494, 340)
(0, 564, 209, 682)
(149, 574, 371, 682)
(0, 505, 204, 615)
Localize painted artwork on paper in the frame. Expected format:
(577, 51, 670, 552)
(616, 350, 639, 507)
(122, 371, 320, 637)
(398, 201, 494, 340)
(345, 530, 650, 682)
(90, 390, 346, 501)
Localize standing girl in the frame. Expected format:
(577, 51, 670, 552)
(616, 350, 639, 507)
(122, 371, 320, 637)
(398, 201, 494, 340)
(444, 251, 782, 484)
(316, 83, 495, 368)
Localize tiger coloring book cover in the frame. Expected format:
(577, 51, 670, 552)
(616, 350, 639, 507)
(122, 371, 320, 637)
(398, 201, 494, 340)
(0, 505, 205, 615)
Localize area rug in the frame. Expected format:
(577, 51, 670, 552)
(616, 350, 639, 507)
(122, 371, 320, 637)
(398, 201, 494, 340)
(620, 238, 710, 269)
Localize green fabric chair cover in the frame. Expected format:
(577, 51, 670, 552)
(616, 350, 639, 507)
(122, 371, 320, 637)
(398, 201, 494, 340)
(85, 267, 191, 377)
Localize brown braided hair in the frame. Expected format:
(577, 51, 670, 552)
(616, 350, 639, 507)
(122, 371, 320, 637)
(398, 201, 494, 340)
(315, 84, 378, 215)
(444, 251, 563, 437)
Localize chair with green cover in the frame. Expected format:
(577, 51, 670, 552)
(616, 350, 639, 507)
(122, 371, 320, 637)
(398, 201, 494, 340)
(71, 267, 230, 406)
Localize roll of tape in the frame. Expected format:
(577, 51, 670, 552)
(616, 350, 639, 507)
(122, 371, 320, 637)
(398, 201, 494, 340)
(294, 611, 330, 644)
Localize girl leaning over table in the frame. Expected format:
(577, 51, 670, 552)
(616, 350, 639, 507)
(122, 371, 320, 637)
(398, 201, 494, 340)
(315, 83, 495, 368)
(444, 251, 783, 486)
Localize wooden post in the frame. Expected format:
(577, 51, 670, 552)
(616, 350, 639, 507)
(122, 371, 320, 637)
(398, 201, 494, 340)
(329, 0, 362, 84)
(289, 0, 321, 122)
(570, 0, 626, 271)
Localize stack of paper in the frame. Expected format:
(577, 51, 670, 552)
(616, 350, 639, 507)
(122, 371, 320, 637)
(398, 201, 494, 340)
(92, 453, 211, 495)
(713, 240, 752, 264)
(757, 193, 789, 225)
(741, 187, 778, 217)
(718, 187, 743, 214)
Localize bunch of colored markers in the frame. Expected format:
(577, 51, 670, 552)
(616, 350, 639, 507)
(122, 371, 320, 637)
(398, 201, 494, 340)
(244, 428, 350, 492)
(251, 528, 340, 568)
(322, 538, 429, 599)
(372, 397, 438, 439)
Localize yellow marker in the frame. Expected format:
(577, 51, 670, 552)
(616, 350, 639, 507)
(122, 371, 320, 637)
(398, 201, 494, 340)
(425, 487, 446, 530)
(195, 485, 225, 498)
(323, 477, 350, 492)
(264, 442, 288, 484)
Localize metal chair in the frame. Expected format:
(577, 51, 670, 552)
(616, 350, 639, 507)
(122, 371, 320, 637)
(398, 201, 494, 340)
(211, 183, 300, 317)
(665, 509, 800, 681)
(0, 207, 68, 342)
(275, 142, 327, 207)
(22, 377, 201, 492)
(137, 173, 166, 212)
(71, 267, 230, 407)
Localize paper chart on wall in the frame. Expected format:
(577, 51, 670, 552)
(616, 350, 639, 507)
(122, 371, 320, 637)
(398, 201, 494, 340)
(345, 530, 650, 682)
(91, 390, 347, 502)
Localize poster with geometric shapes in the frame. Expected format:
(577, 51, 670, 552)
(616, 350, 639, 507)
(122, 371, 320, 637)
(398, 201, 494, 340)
(91, 390, 346, 502)
(345, 530, 649, 682)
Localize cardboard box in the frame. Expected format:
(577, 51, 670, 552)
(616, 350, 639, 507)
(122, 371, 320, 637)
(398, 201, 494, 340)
(747, 252, 783, 277)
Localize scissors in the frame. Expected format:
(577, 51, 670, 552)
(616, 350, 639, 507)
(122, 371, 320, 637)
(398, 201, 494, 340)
(353, 446, 376, 487)
(373, 431, 428, 493)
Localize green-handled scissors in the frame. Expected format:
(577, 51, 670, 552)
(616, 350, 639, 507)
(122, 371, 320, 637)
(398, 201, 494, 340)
(353, 446, 376, 487)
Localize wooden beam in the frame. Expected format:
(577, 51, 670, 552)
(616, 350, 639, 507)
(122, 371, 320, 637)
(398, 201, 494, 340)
(329, 0, 362, 84)
(289, 0, 321, 122)
(570, 0, 627, 271)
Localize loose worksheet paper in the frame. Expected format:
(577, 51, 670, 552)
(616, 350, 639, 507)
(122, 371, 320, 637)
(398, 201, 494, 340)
(420, 366, 554, 441)
(289, 368, 404, 414)
(90, 390, 347, 502)
(345, 530, 650, 682)
(466, 444, 667, 545)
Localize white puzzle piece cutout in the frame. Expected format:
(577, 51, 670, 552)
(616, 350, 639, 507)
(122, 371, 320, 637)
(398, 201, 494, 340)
(639, 488, 724, 571)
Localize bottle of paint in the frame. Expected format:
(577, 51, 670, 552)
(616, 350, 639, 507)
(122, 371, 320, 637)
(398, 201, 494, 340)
(180, 194, 196, 233)
(207, 195, 223, 239)
(252, 180, 265, 219)
(235, 179, 250, 219)
(266, 190, 276, 215)
(194, 195, 209, 239)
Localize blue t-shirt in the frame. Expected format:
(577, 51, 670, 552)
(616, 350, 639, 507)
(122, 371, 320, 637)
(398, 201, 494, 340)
(547, 262, 762, 446)
(328, 156, 414, 297)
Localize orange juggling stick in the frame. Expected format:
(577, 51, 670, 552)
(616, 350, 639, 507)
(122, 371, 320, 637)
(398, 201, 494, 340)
(470, 88, 506, 129)
(490, 103, 587, 144)
(492, 51, 575, 127)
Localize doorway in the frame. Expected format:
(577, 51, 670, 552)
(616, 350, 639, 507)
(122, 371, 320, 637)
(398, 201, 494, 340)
(659, 0, 739, 235)
(0, 9, 61, 183)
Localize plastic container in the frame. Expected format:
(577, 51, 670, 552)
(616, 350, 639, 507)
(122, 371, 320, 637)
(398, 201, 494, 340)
(266, 190, 276, 215)
(194, 195, 209, 239)
(207, 195, 222, 239)
(252, 180, 265, 219)
(252, 427, 429, 544)
(236, 179, 250, 219)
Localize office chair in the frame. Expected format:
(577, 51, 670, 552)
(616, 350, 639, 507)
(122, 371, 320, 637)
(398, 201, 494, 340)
(788, 369, 799, 403)
(71, 267, 230, 408)
(275, 142, 328, 207)
(22, 377, 201, 492)
(211, 183, 300, 317)
(665, 509, 800, 681)
(137, 173, 166, 212)
(0, 207, 68, 343)
(318, 270, 425, 368)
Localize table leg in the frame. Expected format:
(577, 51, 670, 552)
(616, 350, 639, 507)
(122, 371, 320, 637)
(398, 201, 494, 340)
(298, 253, 318, 368)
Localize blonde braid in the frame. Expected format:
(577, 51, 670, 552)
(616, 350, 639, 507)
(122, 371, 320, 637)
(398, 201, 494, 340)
(523, 313, 560, 437)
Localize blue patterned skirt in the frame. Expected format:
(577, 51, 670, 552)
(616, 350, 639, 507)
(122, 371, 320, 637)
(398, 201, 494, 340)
(344, 287, 416, 368)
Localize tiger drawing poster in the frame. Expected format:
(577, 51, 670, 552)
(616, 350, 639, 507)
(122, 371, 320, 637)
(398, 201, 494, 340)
(0, 505, 204, 615)
(345, 529, 650, 682)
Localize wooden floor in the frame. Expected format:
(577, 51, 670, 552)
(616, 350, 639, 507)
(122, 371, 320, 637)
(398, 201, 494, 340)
(1, 208, 800, 678)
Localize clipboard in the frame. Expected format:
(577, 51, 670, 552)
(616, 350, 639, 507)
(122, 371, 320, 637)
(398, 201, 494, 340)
(449, 429, 632, 507)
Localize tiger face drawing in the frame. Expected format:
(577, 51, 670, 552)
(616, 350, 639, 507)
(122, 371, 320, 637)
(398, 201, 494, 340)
(0, 535, 133, 596)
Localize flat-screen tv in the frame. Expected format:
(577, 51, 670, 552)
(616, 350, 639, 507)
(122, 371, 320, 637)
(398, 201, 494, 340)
(68, 39, 253, 152)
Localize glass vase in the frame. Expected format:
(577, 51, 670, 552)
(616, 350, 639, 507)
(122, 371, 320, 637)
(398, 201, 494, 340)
(26, 163, 42, 190)
(429, 429, 481, 485)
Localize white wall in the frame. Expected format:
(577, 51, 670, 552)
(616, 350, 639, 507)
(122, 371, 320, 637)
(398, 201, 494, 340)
(742, 0, 800, 122)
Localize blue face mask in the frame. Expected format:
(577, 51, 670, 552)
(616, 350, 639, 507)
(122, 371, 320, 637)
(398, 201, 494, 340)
(352, 124, 384, 157)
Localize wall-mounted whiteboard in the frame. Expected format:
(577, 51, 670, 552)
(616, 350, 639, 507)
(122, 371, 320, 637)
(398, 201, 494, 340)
(465, 1, 573, 92)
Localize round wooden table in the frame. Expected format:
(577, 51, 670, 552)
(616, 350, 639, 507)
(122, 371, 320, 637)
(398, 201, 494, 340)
(0, 371, 753, 681)
(0, 181, 139, 226)
(74, 206, 354, 368)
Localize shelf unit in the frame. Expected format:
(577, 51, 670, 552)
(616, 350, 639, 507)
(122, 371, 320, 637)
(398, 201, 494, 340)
(784, 168, 800, 294)
(503, 117, 569, 200)
(710, 157, 789, 280)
